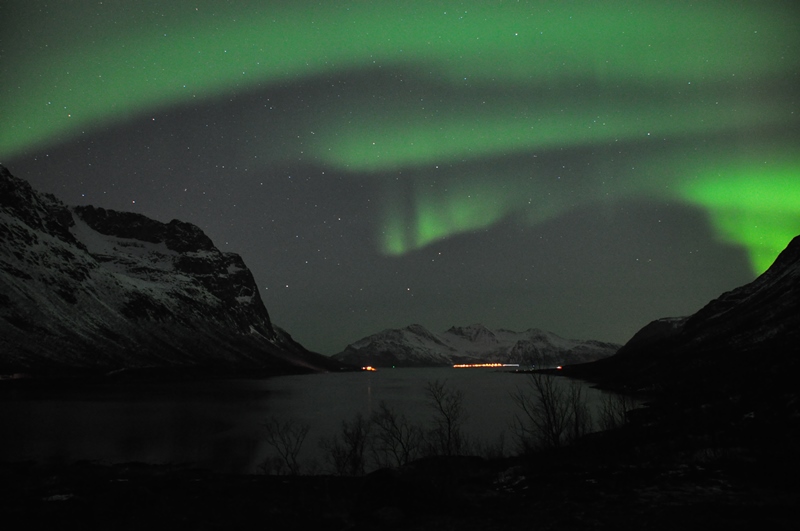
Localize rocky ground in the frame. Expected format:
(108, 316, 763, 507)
(2, 429, 798, 530)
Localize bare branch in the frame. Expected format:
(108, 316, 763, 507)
(261, 416, 310, 475)
(424, 379, 468, 456)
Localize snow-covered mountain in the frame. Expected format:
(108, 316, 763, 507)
(0, 166, 341, 376)
(333, 323, 620, 368)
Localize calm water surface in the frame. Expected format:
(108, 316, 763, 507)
(0, 368, 615, 473)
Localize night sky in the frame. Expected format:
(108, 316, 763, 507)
(2, 1, 798, 354)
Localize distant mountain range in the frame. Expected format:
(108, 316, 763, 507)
(566, 232, 800, 395)
(0, 165, 342, 376)
(332, 323, 620, 368)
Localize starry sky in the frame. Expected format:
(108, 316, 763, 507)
(2, 1, 799, 354)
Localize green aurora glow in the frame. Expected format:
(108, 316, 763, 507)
(678, 156, 800, 273)
(2, 1, 798, 272)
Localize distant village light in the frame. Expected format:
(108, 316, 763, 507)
(453, 363, 520, 368)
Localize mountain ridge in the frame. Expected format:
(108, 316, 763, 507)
(565, 233, 800, 393)
(0, 165, 341, 376)
(333, 322, 620, 367)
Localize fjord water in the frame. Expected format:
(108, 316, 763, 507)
(0, 368, 616, 473)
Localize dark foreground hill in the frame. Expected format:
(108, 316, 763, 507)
(558, 233, 800, 461)
(0, 166, 342, 376)
(564, 233, 800, 398)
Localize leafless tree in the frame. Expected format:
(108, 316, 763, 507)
(319, 412, 372, 476)
(261, 416, 310, 475)
(510, 372, 592, 452)
(369, 401, 424, 468)
(567, 380, 593, 442)
(424, 379, 468, 456)
(598, 391, 637, 431)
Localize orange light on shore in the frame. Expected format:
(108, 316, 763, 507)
(361, 366, 377, 371)
(452, 363, 520, 368)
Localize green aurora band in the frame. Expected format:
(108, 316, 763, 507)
(2, 1, 798, 272)
(678, 156, 800, 274)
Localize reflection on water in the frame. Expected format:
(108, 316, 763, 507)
(0, 368, 619, 473)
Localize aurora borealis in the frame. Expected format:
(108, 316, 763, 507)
(2, 1, 798, 353)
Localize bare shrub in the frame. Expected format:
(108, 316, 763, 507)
(320, 412, 372, 476)
(510, 372, 591, 452)
(369, 401, 424, 468)
(424, 379, 468, 456)
(261, 416, 310, 475)
(598, 391, 637, 431)
(567, 380, 593, 442)
(256, 456, 285, 476)
(473, 431, 507, 460)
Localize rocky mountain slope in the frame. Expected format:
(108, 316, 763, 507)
(567, 233, 800, 394)
(333, 323, 619, 367)
(0, 166, 341, 376)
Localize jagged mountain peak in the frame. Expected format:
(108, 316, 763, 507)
(403, 323, 435, 335)
(444, 323, 498, 343)
(446, 323, 490, 333)
(0, 165, 77, 245)
(74, 205, 217, 253)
